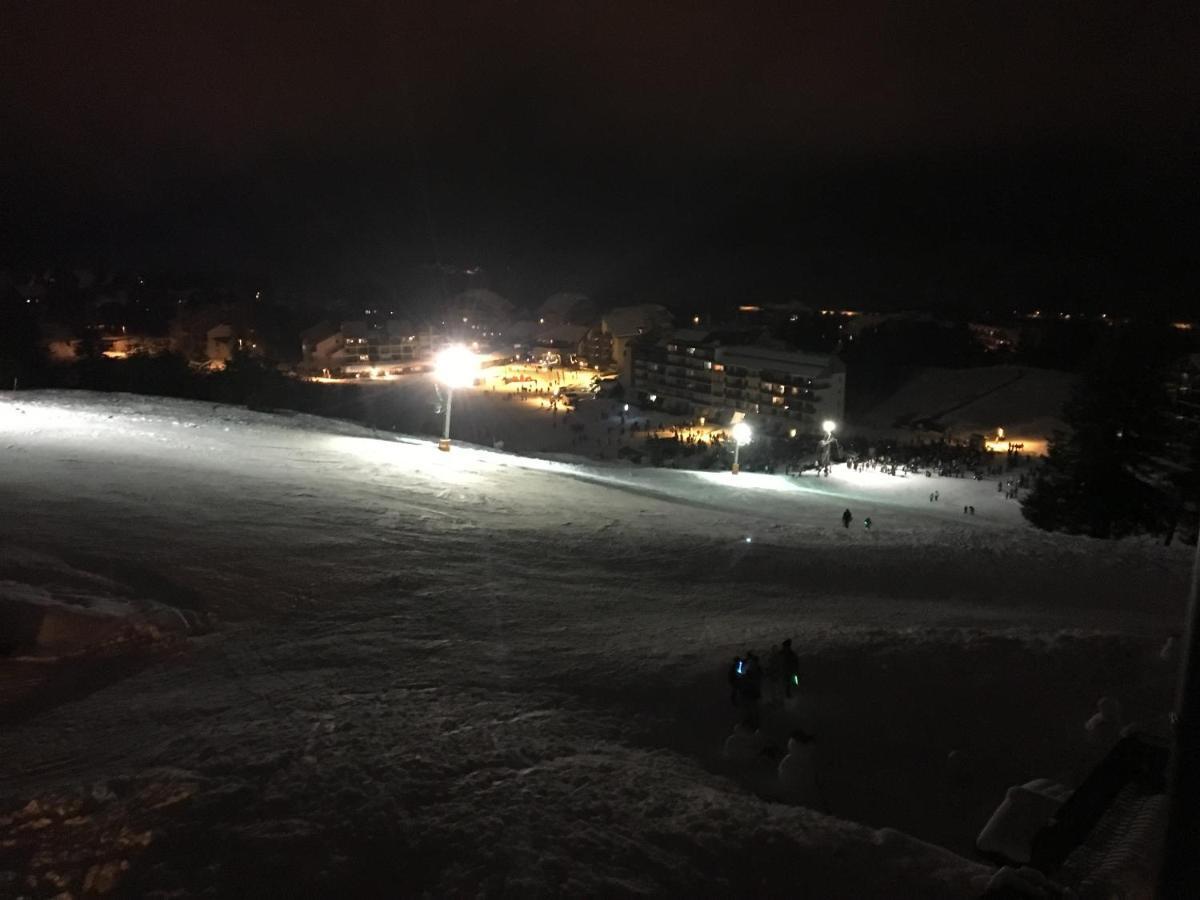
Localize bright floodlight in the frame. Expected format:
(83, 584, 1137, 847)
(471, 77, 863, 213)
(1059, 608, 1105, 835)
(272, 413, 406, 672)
(434, 345, 476, 451)
(435, 345, 477, 389)
(732, 422, 753, 445)
(822, 419, 837, 434)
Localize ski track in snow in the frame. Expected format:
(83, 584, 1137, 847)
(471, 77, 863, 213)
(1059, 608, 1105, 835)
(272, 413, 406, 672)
(0, 391, 1191, 897)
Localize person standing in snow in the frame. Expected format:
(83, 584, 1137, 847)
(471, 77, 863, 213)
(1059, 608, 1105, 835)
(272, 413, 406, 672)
(764, 645, 783, 704)
(744, 652, 763, 704)
(863, 516, 873, 530)
(841, 508, 853, 528)
(728, 656, 745, 705)
(779, 638, 800, 698)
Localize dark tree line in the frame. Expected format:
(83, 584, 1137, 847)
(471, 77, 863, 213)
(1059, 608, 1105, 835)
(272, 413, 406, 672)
(1022, 326, 1198, 543)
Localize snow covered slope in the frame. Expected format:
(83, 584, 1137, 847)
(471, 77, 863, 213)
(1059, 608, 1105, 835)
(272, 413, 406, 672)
(0, 391, 1190, 896)
(858, 365, 1076, 439)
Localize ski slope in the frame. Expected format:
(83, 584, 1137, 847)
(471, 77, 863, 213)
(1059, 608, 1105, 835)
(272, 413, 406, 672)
(0, 391, 1191, 897)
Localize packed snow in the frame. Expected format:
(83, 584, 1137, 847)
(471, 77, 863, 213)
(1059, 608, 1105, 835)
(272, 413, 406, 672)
(0, 390, 1191, 897)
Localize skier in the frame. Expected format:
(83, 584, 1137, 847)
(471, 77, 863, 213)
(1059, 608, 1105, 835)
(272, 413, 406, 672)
(779, 638, 800, 698)
(841, 508, 853, 529)
(863, 516, 873, 530)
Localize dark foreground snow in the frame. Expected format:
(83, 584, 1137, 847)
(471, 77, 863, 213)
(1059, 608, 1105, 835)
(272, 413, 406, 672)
(0, 392, 1190, 897)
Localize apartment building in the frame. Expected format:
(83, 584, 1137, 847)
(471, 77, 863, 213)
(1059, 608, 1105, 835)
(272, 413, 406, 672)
(632, 330, 845, 433)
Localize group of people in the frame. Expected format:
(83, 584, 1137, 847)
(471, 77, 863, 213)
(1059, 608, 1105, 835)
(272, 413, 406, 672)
(724, 638, 827, 809)
(840, 509, 872, 530)
(843, 437, 1027, 482)
(728, 638, 801, 721)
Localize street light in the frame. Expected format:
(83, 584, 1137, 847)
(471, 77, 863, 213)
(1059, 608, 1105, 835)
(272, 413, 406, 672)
(819, 420, 838, 468)
(434, 345, 477, 451)
(731, 421, 752, 474)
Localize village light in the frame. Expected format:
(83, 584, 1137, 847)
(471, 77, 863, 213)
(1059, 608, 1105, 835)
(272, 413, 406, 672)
(434, 345, 477, 451)
(731, 421, 752, 474)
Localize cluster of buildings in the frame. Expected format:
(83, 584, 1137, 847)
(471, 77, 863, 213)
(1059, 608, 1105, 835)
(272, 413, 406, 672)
(296, 294, 848, 436)
(297, 295, 677, 379)
(630, 330, 845, 434)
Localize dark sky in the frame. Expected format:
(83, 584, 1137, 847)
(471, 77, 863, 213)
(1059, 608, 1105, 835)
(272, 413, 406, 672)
(2, 1, 1196, 313)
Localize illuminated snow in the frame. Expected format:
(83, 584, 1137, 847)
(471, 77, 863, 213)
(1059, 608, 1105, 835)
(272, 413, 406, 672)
(0, 391, 1190, 897)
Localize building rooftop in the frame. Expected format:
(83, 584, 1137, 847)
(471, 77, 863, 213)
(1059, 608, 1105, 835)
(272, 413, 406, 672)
(602, 304, 672, 337)
(717, 344, 842, 377)
(535, 323, 589, 344)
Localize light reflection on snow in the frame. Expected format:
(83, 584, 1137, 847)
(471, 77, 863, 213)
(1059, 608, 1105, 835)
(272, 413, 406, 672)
(688, 466, 921, 495)
(0, 398, 69, 432)
(323, 435, 489, 487)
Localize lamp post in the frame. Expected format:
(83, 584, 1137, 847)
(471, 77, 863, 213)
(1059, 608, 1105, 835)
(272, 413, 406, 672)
(434, 345, 477, 451)
(731, 421, 752, 474)
(819, 419, 837, 469)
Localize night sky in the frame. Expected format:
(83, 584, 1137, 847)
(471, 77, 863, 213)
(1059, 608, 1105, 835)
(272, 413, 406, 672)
(2, 1, 1196, 313)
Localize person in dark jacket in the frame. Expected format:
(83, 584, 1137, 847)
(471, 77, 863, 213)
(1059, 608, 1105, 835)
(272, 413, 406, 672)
(841, 508, 853, 528)
(780, 638, 800, 698)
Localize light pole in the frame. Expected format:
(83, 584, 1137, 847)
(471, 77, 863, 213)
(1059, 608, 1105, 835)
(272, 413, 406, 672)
(819, 419, 837, 469)
(731, 421, 752, 474)
(434, 345, 477, 451)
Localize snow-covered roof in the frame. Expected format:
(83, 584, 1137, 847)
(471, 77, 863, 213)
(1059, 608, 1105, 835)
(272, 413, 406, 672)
(340, 320, 370, 340)
(716, 345, 841, 377)
(602, 304, 673, 337)
(538, 292, 592, 323)
(300, 320, 338, 344)
(669, 329, 712, 343)
(535, 323, 589, 345)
